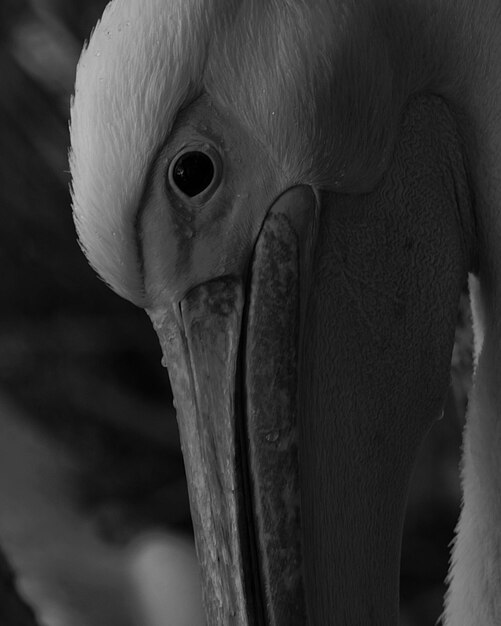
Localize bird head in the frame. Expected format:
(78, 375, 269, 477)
(70, 1, 474, 623)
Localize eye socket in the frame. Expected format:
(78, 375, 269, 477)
(168, 149, 219, 199)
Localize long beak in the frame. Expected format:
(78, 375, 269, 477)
(146, 97, 472, 625)
(148, 187, 318, 625)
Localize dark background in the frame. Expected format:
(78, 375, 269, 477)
(0, 1, 473, 624)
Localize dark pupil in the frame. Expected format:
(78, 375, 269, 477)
(172, 151, 214, 197)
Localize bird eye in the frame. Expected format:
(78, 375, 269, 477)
(169, 150, 217, 198)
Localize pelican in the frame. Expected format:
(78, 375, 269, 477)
(70, 0, 501, 623)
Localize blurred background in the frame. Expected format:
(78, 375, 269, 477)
(0, 1, 473, 624)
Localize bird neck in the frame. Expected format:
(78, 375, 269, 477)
(444, 314, 501, 626)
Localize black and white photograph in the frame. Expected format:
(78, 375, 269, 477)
(0, 1, 494, 624)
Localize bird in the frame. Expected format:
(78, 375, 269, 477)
(69, 0, 501, 623)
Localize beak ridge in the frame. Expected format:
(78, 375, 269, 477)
(151, 279, 257, 623)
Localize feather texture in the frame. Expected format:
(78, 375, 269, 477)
(70, 3, 501, 622)
(71, 0, 480, 304)
(70, 0, 212, 304)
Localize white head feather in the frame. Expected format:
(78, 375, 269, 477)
(71, 0, 455, 305)
(70, 0, 212, 304)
